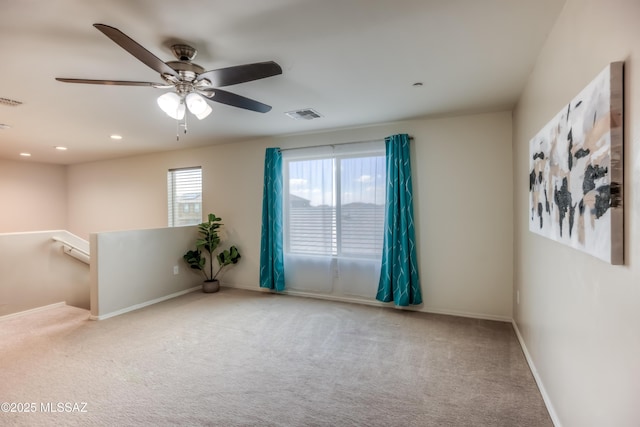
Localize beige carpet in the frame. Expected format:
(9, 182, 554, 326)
(0, 288, 552, 426)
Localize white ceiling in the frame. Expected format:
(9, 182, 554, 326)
(0, 0, 565, 165)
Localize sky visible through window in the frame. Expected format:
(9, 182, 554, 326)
(288, 156, 385, 206)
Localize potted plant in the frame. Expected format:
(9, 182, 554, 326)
(183, 213, 241, 293)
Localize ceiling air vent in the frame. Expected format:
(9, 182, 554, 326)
(285, 108, 323, 120)
(0, 97, 22, 107)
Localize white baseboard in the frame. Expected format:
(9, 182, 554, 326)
(421, 306, 512, 322)
(223, 283, 512, 322)
(89, 286, 201, 320)
(0, 301, 66, 321)
(512, 320, 562, 427)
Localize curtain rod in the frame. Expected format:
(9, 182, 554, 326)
(278, 136, 413, 152)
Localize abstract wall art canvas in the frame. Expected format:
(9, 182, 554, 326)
(529, 62, 623, 265)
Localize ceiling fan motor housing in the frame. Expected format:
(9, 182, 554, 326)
(166, 61, 204, 78)
(163, 45, 205, 86)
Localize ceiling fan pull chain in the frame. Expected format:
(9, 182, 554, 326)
(175, 105, 189, 141)
(183, 110, 188, 135)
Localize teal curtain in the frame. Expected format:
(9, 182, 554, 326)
(376, 134, 422, 306)
(259, 148, 285, 291)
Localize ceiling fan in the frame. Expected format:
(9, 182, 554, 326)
(56, 24, 282, 122)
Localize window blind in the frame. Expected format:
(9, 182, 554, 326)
(168, 167, 202, 227)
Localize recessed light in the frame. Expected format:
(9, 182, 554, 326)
(55, 146, 68, 151)
(19, 152, 31, 157)
(110, 134, 123, 140)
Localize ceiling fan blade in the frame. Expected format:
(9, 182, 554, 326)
(201, 88, 272, 113)
(197, 61, 282, 87)
(93, 24, 178, 77)
(56, 78, 167, 87)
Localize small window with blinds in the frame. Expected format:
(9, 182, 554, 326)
(168, 167, 202, 227)
(284, 145, 386, 259)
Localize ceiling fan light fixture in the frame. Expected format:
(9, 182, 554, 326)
(186, 93, 212, 120)
(194, 103, 212, 120)
(157, 92, 185, 120)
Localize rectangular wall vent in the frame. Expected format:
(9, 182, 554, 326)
(0, 97, 22, 107)
(285, 108, 323, 120)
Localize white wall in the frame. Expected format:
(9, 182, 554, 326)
(90, 226, 202, 319)
(68, 112, 513, 320)
(0, 159, 67, 232)
(67, 152, 189, 237)
(513, 0, 640, 425)
(0, 230, 89, 316)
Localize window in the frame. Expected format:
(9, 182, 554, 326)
(168, 167, 202, 227)
(285, 154, 386, 258)
(282, 141, 386, 298)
